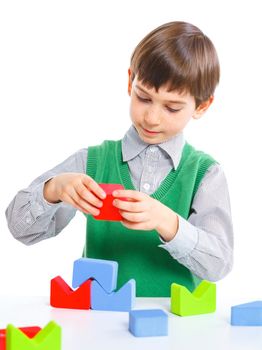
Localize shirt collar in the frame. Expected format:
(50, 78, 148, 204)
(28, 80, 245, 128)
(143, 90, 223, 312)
(122, 125, 185, 169)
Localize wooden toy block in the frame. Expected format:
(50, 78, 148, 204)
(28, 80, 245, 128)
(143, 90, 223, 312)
(231, 301, 262, 326)
(171, 280, 216, 316)
(129, 309, 168, 337)
(50, 275, 91, 310)
(94, 183, 124, 221)
(72, 257, 118, 293)
(6, 321, 61, 350)
(0, 327, 41, 350)
(91, 279, 136, 311)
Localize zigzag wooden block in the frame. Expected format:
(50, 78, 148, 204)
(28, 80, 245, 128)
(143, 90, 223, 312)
(91, 279, 136, 311)
(6, 321, 61, 350)
(72, 258, 118, 293)
(171, 280, 216, 316)
(231, 301, 262, 326)
(0, 327, 41, 350)
(50, 275, 91, 310)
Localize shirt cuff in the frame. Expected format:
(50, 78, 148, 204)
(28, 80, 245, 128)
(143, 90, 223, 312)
(158, 215, 198, 259)
(30, 179, 62, 219)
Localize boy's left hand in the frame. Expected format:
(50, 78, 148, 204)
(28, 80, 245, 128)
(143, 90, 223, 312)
(112, 189, 179, 242)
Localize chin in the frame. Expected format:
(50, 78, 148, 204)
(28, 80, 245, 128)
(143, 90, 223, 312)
(140, 135, 163, 144)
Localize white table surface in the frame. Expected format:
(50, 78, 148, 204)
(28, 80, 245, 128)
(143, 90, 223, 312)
(1, 295, 262, 350)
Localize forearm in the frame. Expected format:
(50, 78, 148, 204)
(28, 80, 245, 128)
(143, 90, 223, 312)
(159, 163, 234, 281)
(156, 207, 179, 242)
(5, 180, 76, 245)
(5, 148, 87, 245)
(43, 177, 61, 204)
(159, 215, 233, 281)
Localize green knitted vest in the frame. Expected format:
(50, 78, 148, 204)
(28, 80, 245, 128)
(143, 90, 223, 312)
(84, 140, 216, 297)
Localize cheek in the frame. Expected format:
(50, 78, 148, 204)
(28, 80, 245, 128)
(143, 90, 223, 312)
(129, 104, 136, 122)
(167, 114, 191, 133)
(130, 102, 142, 122)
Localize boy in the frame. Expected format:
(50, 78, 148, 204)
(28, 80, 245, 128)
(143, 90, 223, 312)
(6, 21, 233, 297)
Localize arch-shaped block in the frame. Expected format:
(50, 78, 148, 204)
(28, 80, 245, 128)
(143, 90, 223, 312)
(91, 279, 136, 311)
(6, 321, 61, 350)
(0, 327, 41, 350)
(171, 280, 216, 316)
(50, 275, 91, 310)
(72, 258, 118, 293)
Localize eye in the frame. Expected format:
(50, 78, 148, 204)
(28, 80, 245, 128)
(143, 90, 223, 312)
(136, 93, 151, 103)
(166, 106, 181, 113)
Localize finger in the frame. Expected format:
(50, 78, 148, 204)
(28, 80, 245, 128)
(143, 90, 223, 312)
(113, 198, 145, 212)
(119, 210, 147, 223)
(61, 193, 90, 214)
(63, 190, 100, 216)
(82, 176, 106, 200)
(121, 219, 147, 230)
(75, 183, 103, 208)
(112, 189, 145, 201)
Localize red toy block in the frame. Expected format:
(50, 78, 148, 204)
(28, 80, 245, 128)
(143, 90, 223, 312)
(94, 184, 125, 221)
(50, 275, 91, 310)
(0, 326, 41, 350)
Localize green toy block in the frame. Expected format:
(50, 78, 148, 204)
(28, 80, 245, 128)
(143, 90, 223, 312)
(170, 280, 216, 316)
(6, 321, 61, 350)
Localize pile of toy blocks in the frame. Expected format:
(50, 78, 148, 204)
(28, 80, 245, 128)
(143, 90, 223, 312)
(2, 253, 262, 347)
(51, 257, 170, 337)
(50, 257, 135, 312)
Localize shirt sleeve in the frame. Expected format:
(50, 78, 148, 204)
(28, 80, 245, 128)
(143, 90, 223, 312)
(159, 163, 234, 281)
(5, 148, 88, 245)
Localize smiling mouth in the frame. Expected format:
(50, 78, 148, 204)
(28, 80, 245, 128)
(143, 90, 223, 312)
(143, 128, 160, 135)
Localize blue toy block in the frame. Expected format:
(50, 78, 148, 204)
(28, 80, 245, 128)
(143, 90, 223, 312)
(91, 279, 136, 311)
(129, 309, 168, 337)
(231, 300, 262, 326)
(72, 258, 118, 293)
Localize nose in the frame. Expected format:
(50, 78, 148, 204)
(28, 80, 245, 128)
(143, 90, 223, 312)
(144, 105, 161, 126)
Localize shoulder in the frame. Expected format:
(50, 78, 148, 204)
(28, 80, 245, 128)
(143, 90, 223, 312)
(201, 162, 228, 186)
(182, 143, 218, 176)
(195, 162, 230, 200)
(184, 143, 217, 164)
(88, 139, 120, 147)
(88, 139, 121, 153)
(67, 148, 88, 174)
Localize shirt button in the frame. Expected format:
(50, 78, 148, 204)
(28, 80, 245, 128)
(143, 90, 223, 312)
(148, 166, 153, 172)
(150, 146, 157, 153)
(143, 183, 151, 191)
(38, 203, 44, 211)
(25, 216, 32, 224)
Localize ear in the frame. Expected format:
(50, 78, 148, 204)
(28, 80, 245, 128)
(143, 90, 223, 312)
(192, 96, 214, 120)
(128, 68, 132, 96)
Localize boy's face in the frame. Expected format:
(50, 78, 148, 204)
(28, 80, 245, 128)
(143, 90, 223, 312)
(128, 76, 212, 144)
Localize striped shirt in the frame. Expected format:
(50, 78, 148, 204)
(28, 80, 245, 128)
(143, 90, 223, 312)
(5, 125, 233, 281)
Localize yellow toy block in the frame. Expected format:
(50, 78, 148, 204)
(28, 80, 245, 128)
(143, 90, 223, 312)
(6, 321, 61, 350)
(170, 280, 216, 316)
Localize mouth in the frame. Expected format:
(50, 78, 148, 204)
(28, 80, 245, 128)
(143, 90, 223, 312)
(142, 127, 161, 135)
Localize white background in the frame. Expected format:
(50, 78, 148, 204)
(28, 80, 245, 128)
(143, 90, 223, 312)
(0, 0, 262, 303)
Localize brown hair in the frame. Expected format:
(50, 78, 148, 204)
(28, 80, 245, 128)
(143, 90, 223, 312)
(130, 21, 220, 107)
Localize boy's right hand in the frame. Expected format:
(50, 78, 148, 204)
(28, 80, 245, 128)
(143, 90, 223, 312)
(43, 173, 106, 216)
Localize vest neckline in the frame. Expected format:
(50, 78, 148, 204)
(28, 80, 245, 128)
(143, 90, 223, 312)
(116, 141, 190, 201)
